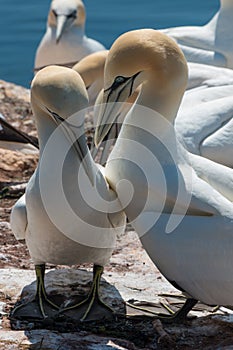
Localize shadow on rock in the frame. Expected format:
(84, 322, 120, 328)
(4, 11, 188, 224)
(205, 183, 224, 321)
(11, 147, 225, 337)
(10, 267, 126, 329)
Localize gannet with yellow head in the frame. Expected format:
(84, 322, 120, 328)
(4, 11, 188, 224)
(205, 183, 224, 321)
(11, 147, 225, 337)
(95, 29, 233, 322)
(10, 66, 125, 321)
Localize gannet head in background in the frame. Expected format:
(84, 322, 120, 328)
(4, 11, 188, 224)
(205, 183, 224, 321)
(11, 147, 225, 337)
(73, 50, 108, 88)
(73, 50, 109, 106)
(31, 65, 95, 184)
(34, 0, 106, 72)
(95, 29, 188, 146)
(48, 0, 86, 43)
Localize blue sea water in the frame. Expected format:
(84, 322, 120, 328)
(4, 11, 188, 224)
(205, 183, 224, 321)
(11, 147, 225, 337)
(0, 0, 219, 88)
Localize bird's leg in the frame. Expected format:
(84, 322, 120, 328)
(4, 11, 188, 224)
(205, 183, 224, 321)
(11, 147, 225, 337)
(11, 264, 59, 319)
(34, 264, 60, 315)
(156, 298, 198, 323)
(60, 264, 115, 321)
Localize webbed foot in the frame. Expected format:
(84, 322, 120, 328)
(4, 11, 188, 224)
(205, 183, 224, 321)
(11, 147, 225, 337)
(10, 264, 60, 320)
(60, 265, 116, 322)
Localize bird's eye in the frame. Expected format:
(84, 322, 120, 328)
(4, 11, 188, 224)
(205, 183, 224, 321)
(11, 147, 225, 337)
(110, 76, 127, 90)
(67, 11, 77, 19)
(104, 75, 129, 93)
(115, 76, 126, 84)
(52, 9, 57, 17)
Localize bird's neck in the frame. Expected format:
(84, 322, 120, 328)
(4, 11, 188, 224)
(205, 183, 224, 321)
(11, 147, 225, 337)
(119, 77, 185, 164)
(72, 24, 85, 36)
(134, 79, 184, 125)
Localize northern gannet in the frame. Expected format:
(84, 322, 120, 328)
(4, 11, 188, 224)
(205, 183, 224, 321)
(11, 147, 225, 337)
(10, 66, 125, 320)
(34, 0, 105, 72)
(161, 0, 233, 68)
(95, 29, 233, 322)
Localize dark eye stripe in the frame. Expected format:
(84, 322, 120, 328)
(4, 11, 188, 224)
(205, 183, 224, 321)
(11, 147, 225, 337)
(46, 107, 84, 129)
(129, 71, 141, 96)
(104, 72, 141, 102)
(104, 72, 141, 94)
(106, 81, 126, 104)
(46, 108, 64, 122)
(104, 76, 129, 93)
(67, 11, 77, 19)
(52, 10, 76, 19)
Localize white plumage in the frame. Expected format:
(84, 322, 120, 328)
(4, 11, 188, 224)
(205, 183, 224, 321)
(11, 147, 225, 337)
(95, 29, 233, 313)
(161, 0, 233, 69)
(176, 64, 233, 167)
(10, 66, 125, 320)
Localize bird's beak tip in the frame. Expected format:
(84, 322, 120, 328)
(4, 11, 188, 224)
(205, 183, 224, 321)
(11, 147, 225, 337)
(56, 35, 61, 44)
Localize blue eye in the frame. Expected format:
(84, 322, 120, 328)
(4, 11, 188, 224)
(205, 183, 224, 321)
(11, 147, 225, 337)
(115, 76, 126, 84)
(110, 76, 127, 90)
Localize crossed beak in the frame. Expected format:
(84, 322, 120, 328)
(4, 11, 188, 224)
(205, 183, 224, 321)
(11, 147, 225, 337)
(94, 72, 141, 147)
(49, 109, 95, 186)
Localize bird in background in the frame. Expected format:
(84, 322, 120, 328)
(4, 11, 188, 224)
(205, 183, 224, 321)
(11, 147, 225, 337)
(95, 28, 233, 322)
(73, 50, 109, 107)
(175, 62, 233, 168)
(34, 0, 106, 72)
(10, 66, 125, 321)
(161, 0, 233, 69)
